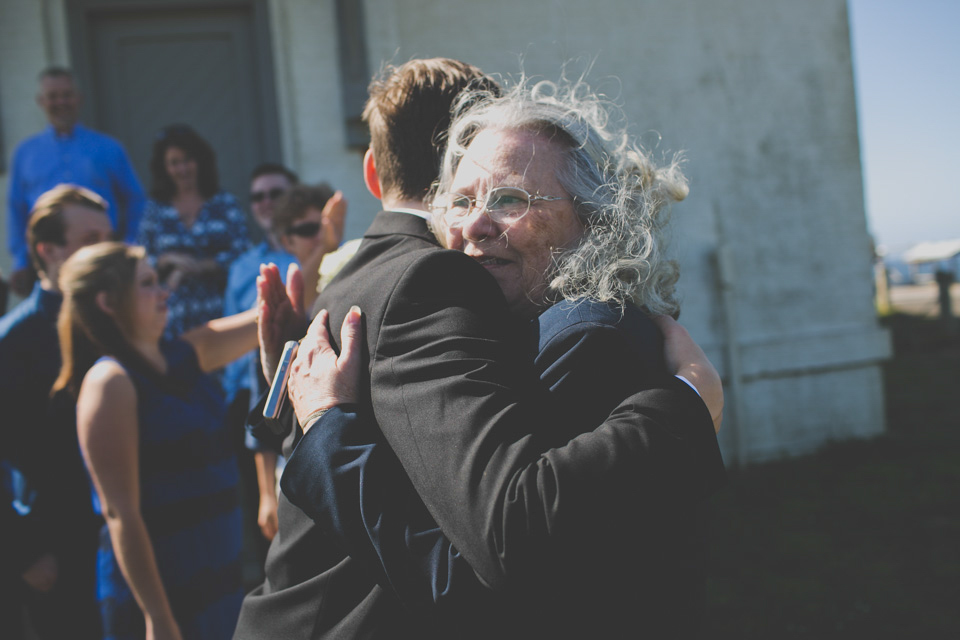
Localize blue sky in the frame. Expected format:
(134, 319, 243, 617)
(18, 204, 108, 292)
(847, 0, 960, 252)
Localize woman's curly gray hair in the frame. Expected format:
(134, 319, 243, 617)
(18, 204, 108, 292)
(436, 77, 687, 317)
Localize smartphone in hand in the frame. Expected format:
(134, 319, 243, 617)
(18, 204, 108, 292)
(264, 340, 299, 420)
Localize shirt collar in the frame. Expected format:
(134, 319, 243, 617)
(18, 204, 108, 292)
(34, 282, 63, 321)
(388, 207, 432, 220)
(45, 123, 82, 140)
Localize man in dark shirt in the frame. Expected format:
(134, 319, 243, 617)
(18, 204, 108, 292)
(0, 185, 112, 638)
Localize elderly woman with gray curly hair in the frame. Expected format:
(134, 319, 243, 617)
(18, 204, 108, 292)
(278, 77, 724, 638)
(435, 77, 689, 322)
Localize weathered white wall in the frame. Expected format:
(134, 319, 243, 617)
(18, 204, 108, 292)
(0, 0, 56, 280)
(265, 1, 373, 240)
(0, 0, 80, 284)
(0, 0, 890, 464)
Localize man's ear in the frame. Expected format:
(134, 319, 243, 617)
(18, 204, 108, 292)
(35, 242, 61, 271)
(363, 148, 382, 200)
(96, 291, 115, 316)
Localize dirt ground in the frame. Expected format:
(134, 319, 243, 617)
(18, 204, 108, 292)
(887, 281, 960, 317)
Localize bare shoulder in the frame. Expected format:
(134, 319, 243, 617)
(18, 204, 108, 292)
(77, 359, 138, 437)
(80, 359, 135, 399)
(76, 360, 143, 503)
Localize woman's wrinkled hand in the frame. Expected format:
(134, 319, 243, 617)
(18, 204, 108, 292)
(287, 307, 363, 434)
(652, 315, 724, 433)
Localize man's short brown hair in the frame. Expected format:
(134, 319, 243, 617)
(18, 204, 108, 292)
(362, 58, 499, 203)
(28, 185, 108, 272)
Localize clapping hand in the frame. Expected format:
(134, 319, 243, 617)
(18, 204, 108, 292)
(257, 262, 307, 381)
(321, 191, 347, 253)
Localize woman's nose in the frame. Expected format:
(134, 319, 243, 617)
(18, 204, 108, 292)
(460, 206, 500, 242)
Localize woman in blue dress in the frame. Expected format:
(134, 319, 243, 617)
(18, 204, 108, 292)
(52, 241, 278, 640)
(137, 125, 251, 340)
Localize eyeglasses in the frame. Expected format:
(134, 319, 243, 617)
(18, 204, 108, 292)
(251, 187, 287, 204)
(432, 186, 571, 227)
(286, 221, 321, 238)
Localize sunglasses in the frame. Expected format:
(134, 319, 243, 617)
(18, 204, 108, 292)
(251, 187, 287, 204)
(286, 221, 321, 238)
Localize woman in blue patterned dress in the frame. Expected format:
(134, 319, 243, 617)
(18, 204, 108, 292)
(51, 242, 287, 640)
(137, 125, 251, 339)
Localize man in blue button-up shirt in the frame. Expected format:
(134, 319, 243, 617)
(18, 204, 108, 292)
(222, 163, 299, 544)
(6, 67, 145, 296)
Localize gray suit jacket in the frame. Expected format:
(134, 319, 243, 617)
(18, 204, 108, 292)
(235, 211, 722, 639)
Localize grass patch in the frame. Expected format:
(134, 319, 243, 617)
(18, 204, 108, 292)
(703, 314, 960, 638)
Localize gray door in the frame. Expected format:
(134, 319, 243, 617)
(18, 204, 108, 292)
(84, 4, 280, 205)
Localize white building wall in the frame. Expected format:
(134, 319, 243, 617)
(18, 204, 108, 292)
(265, 1, 375, 240)
(0, 0, 890, 464)
(0, 1, 53, 279)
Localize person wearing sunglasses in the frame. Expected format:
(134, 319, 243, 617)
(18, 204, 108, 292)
(269, 184, 346, 312)
(249, 163, 300, 239)
(222, 163, 301, 547)
(230, 178, 346, 550)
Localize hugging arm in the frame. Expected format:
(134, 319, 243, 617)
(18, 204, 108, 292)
(281, 307, 483, 608)
(368, 253, 722, 589)
(281, 406, 489, 610)
(281, 307, 703, 609)
(282, 251, 724, 602)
